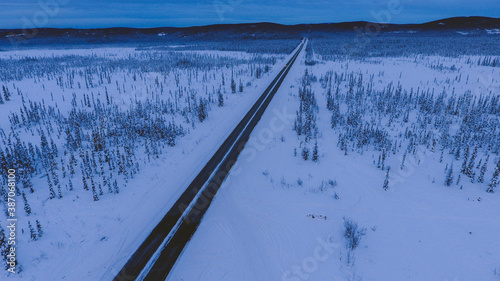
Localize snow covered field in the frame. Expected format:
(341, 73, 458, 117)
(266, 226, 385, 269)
(0, 46, 288, 281)
(0, 38, 499, 281)
(168, 46, 500, 280)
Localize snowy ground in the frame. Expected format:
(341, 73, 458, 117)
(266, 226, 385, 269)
(167, 49, 500, 280)
(0, 47, 290, 281)
(1, 41, 499, 281)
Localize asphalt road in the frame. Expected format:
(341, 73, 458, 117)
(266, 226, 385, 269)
(113, 39, 305, 281)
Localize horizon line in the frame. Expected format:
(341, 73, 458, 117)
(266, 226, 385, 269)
(1, 16, 498, 31)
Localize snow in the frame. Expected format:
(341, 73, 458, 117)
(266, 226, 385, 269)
(1, 38, 499, 281)
(167, 46, 500, 280)
(0, 47, 138, 59)
(0, 47, 292, 281)
(0, 47, 271, 60)
(486, 29, 500, 35)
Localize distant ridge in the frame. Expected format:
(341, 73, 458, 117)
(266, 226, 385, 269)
(419, 16, 500, 29)
(0, 16, 498, 48)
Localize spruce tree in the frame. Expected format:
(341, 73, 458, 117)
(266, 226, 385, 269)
(103, 176, 111, 194)
(69, 153, 76, 176)
(98, 183, 104, 196)
(326, 87, 334, 111)
(461, 146, 469, 174)
(198, 98, 207, 122)
(107, 180, 113, 194)
(312, 142, 319, 162)
(231, 73, 236, 94)
(218, 89, 224, 107)
(82, 175, 88, 191)
(466, 147, 477, 179)
(29, 221, 37, 241)
(454, 147, 461, 161)
(22, 192, 31, 216)
(0, 224, 8, 269)
(2, 86, 9, 101)
(302, 147, 309, 161)
(445, 163, 454, 186)
(57, 185, 63, 199)
(400, 151, 407, 170)
(47, 173, 56, 199)
(381, 150, 387, 170)
(24, 178, 35, 193)
(487, 159, 500, 193)
(478, 155, 489, 183)
(92, 185, 99, 201)
(36, 220, 43, 238)
(91, 178, 99, 201)
(383, 167, 390, 190)
(113, 179, 119, 194)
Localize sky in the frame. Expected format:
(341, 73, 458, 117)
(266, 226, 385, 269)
(0, 0, 498, 29)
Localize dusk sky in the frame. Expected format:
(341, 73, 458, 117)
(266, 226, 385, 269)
(0, 0, 498, 29)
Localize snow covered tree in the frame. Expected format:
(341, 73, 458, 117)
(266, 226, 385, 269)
(113, 179, 119, 194)
(69, 153, 76, 176)
(461, 146, 469, 174)
(231, 73, 236, 93)
(487, 159, 500, 193)
(47, 173, 56, 199)
(217, 89, 224, 107)
(24, 177, 34, 194)
(0, 224, 9, 269)
(91, 178, 99, 201)
(400, 151, 407, 170)
(381, 150, 387, 170)
(477, 156, 488, 183)
(2, 85, 10, 101)
(239, 79, 243, 93)
(28, 221, 37, 241)
(198, 98, 207, 122)
(383, 167, 390, 190)
(445, 163, 454, 186)
(302, 147, 309, 161)
(57, 185, 63, 199)
(82, 175, 89, 191)
(106, 177, 113, 194)
(68, 177, 73, 191)
(22, 192, 31, 216)
(36, 220, 43, 238)
(466, 146, 478, 181)
(312, 142, 319, 162)
(326, 87, 334, 111)
(98, 183, 104, 196)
